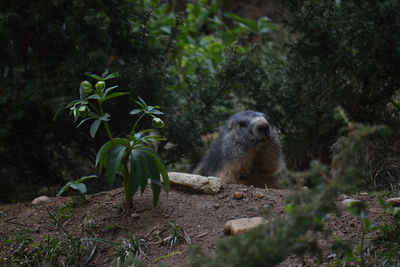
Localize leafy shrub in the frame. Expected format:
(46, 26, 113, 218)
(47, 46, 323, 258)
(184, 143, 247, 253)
(0, 0, 174, 203)
(242, 0, 400, 187)
(57, 175, 97, 200)
(152, 0, 277, 169)
(67, 71, 169, 208)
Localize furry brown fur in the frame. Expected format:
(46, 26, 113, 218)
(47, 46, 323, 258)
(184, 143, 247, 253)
(194, 110, 285, 188)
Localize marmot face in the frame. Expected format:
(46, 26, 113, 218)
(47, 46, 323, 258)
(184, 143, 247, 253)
(222, 111, 274, 159)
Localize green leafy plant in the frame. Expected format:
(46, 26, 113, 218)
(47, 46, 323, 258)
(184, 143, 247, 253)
(57, 175, 97, 200)
(82, 233, 149, 263)
(163, 222, 192, 248)
(66, 70, 170, 209)
(0, 212, 94, 266)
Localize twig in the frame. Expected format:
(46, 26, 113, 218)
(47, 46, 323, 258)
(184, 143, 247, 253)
(5, 217, 30, 228)
(83, 244, 97, 265)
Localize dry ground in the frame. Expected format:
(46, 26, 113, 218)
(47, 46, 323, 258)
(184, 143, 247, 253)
(0, 183, 383, 266)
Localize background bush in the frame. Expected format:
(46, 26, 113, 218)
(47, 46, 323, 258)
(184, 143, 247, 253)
(0, 0, 174, 203)
(242, 0, 400, 188)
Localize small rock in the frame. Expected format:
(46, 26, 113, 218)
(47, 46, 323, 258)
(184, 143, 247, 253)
(252, 191, 264, 199)
(224, 217, 267, 235)
(242, 188, 248, 192)
(263, 203, 273, 209)
(342, 198, 361, 207)
(168, 172, 221, 194)
(213, 203, 220, 209)
(130, 213, 140, 219)
(164, 214, 170, 218)
(327, 253, 337, 259)
(359, 192, 368, 196)
(386, 197, 400, 206)
(233, 192, 245, 199)
(32, 196, 51, 205)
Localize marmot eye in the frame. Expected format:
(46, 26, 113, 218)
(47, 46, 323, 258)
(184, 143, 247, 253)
(238, 121, 247, 127)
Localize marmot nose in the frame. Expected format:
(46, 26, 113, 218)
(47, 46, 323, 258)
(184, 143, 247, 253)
(253, 120, 270, 139)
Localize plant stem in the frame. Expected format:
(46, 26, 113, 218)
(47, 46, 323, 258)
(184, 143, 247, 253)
(103, 121, 114, 140)
(130, 112, 146, 135)
(122, 160, 132, 209)
(98, 102, 114, 140)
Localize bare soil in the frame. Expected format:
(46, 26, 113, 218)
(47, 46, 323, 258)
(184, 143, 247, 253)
(0, 184, 383, 266)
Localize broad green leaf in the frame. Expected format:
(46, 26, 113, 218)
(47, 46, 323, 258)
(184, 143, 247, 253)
(225, 12, 258, 32)
(100, 113, 111, 121)
(104, 85, 119, 96)
(103, 92, 129, 102)
(96, 140, 113, 168)
(85, 72, 103, 81)
(129, 149, 144, 199)
(140, 147, 170, 192)
(134, 100, 146, 110)
(76, 175, 97, 183)
(148, 106, 164, 115)
(106, 145, 127, 185)
(148, 157, 161, 207)
(57, 181, 73, 196)
(76, 117, 94, 128)
(130, 109, 142, 115)
(104, 72, 119, 80)
(70, 183, 87, 194)
(96, 139, 129, 168)
(90, 119, 101, 138)
(88, 94, 101, 100)
(139, 153, 150, 195)
(151, 179, 161, 207)
(137, 96, 147, 105)
(66, 100, 81, 108)
(130, 149, 150, 195)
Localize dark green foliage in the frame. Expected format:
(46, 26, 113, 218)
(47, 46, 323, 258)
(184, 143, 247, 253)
(158, 47, 271, 169)
(243, 0, 400, 187)
(189, 110, 386, 267)
(67, 73, 169, 208)
(0, 0, 173, 203)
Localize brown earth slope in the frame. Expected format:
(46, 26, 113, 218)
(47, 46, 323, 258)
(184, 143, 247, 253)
(0, 183, 383, 266)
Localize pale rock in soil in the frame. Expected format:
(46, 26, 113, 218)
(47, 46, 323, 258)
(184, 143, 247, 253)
(342, 198, 361, 207)
(233, 191, 245, 199)
(168, 172, 221, 194)
(130, 213, 140, 219)
(32, 196, 51, 205)
(252, 191, 264, 199)
(386, 197, 400, 206)
(224, 217, 267, 235)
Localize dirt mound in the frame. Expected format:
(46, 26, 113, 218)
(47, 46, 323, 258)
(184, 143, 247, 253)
(0, 184, 381, 266)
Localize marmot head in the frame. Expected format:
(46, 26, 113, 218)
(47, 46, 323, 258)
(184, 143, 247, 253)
(222, 110, 275, 157)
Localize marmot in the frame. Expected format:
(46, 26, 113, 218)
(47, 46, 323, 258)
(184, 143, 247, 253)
(194, 110, 285, 188)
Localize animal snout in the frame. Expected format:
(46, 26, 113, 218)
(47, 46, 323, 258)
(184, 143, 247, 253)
(252, 118, 270, 139)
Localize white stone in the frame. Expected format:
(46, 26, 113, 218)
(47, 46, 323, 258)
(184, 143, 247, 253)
(224, 217, 267, 235)
(32, 196, 51, 205)
(168, 172, 222, 194)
